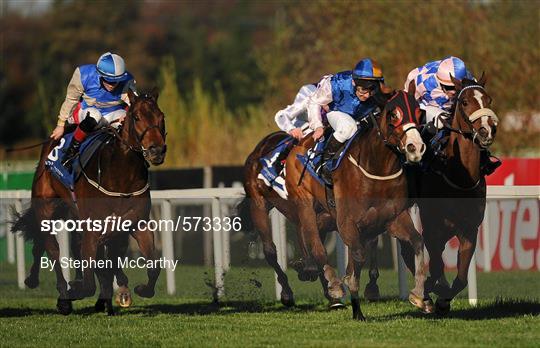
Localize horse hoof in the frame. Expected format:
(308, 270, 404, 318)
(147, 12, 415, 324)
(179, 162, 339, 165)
(95, 299, 106, 312)
(24, 276, 39, 289)
(134, 284, 155, 298)
(328, 281, 345, 300)
(353, 312, 366, 321)
(408, 292, 425, 311)
(364, 283, 380, 302)
(435, 298, 451, 315)
(115, 288, 133, 308)
(422, 299, 435, 314)
(328, 300, 346, 310)
(57, 299, 73, 315)
(280, 295, 295, 307)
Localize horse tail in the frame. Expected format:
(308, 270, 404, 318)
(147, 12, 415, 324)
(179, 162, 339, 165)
(236, 195, 254, 232)
(11, 205, 39, 242)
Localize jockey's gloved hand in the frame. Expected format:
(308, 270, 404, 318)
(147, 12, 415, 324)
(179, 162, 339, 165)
(50, 125, 65, 141)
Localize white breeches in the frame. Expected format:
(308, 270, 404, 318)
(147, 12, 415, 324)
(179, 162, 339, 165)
(326, 111, 357, 143)
(78, 107, 126, 129)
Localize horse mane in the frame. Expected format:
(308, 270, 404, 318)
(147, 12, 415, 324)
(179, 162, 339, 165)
(461, 77, 479, 88)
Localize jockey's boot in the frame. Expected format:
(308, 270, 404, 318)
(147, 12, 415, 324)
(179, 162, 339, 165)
(320, 136, 343, 186)
(61, 138, 82, 171)
(480, 150, 501, 176)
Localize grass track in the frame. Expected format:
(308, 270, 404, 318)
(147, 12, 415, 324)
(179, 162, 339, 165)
(0, 264, 538, 347)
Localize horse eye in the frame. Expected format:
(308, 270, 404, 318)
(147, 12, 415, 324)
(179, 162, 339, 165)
(462, 99, 468, 107)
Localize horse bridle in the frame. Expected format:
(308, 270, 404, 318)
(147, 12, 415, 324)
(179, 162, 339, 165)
(369, 91, 420, 154)
(122, 97, 166, 159)
(443, 85, 499, 148)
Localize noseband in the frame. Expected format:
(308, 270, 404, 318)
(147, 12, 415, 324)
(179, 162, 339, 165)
(445, 85, 498, 148)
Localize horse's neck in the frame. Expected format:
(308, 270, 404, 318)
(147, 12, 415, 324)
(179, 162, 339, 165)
(446, 113, 481, 184)
(353, 128, 400, 175)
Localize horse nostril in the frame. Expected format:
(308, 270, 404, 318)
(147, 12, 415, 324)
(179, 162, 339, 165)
(407, 143, 416, 153)
(420, 143, 426, 154)
(479, 127, 489, 138)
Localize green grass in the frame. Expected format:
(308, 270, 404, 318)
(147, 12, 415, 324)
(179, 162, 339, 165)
(0, 263, 538, 347)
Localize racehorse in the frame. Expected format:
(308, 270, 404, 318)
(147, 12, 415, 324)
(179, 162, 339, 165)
(285, 90, 429, 320)
(406, 74, 498, 314)
(12, 89, 166, 315)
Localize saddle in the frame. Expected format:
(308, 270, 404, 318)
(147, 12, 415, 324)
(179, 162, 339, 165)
(44, 128, 114, 191)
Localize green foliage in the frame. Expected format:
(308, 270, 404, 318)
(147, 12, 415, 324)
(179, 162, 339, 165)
(157, 57, 274, 167)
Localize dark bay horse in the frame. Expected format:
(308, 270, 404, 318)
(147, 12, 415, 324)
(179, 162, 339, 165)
(286, 90, 430, 320)
(12, 89, 166, 315)
(407, 74, 498, 314)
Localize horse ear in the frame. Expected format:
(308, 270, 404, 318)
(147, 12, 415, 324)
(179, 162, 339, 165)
(450, 74, 462, 90)
(150, 87, 159, 101)
(477, 72, 487, 87)
(128, 88, 137, 105)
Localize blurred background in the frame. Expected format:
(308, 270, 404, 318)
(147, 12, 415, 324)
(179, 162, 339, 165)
(1, 0, 539, 169)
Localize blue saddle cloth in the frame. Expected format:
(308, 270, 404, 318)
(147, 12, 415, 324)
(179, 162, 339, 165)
(259, 137, 295, 194)
(44, 130, 113, 191)
(296, 129, 361, 186)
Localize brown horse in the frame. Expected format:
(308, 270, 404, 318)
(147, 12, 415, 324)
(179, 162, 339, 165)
(286, 90, 430, 320)
(12, 89, 166, 315)
(239, 131, 353, 308)
(406, 74, 498, 314)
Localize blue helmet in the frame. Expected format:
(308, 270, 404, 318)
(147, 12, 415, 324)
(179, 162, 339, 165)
(96, 52, 130, 83)
(352, 58, 384, 81)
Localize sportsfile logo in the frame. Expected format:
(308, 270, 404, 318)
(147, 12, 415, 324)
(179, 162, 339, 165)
(40, 216, 243, 235)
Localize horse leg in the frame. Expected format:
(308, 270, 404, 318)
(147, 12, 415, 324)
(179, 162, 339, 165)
(341, 227, 368, 321)
(68, 230, 84, 292)
(24, 238, 44, 289)
(363, 238, 381, 301)
(298, 202, 344, 300)
(436, 233, 478, 314)
(387, 213, 432, 313)
(69, 231, 99, 300)
(94, 246, 115, 316)
(131, 228, 160, 298)
(249, 197, 295, 306)
(43, 233, 72, 315)
(111, 236, 132, 308)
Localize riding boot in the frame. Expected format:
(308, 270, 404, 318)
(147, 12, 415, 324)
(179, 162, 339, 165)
(61, 138, 82, 171)
(320, 136, 343, 185)
(480, 150, 502, 176)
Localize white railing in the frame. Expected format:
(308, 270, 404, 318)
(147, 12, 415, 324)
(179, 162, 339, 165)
(1, 186, 539, 304)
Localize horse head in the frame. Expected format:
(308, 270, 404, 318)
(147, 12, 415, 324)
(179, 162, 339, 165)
(378, 90, 425, 163)
(450, 73, 498, 148)
(125, 88, 167, 165)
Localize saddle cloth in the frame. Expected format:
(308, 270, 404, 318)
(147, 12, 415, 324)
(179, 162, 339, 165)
(44, 130, 113, 191)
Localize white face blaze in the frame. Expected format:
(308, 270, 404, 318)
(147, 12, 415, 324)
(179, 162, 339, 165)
(403, 123, 425, 163)
(473, 89, 493, 142)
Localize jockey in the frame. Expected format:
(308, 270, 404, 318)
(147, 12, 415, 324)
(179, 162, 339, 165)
(50, 52, 137, 170)
(404, 56, 472, 130)
(307, 58, 385, 184)
(404, 56, 500, 175)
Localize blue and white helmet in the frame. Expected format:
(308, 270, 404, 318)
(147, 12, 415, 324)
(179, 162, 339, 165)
(96, 52, 130, 83)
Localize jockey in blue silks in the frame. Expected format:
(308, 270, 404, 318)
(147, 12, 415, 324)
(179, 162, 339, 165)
(404, 56, 500, 175)
(50, 52, 137, 170)
(307, 58, 386, 184)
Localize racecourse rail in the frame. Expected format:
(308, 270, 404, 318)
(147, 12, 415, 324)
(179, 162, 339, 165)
(2, 186, 539, 305)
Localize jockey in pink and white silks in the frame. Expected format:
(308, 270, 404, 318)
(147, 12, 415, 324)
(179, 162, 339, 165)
(404, 56, 500, 175)
(50, 52, 137, 170)
(404, 56, 472, 129)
